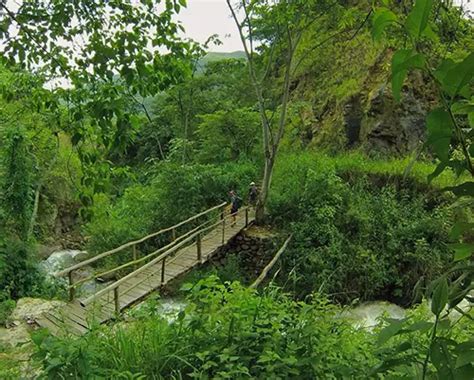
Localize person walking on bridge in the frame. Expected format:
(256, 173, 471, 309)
(229, 190, 242, 227)
(248, 182, 258, 208)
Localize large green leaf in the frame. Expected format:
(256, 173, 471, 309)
(444, 52, 474, 97)
(450, 222, 474, 240)
(391, 50, 426, 101)
(431, 277, 448, 316)
(449, 243, 474, 262)
(426, 108, 453, 162)
(371, 8, 398, 41)
(456, 351, 474, 369)
(377, 319, 404, 346)
(444, 182, 474, 197)
(405, 0, 433, 38)
(452, 101, 474, 115)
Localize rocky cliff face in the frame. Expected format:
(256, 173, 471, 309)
(290, 43, 437, 156)
(347, 71, 436, 155)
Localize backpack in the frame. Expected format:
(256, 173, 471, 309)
(235, 196, 243, 208)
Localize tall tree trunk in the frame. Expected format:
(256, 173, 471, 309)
(255, 153, 275, 223)
(226, 0, 297, 225)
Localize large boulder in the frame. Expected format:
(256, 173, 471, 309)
(9, 297, 65, 326)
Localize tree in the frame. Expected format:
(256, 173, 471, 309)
(131, 58, 254, 164)
(226, 0, 360, 222)
(0, 0, 201, 214)
(197, 107, 260, 163)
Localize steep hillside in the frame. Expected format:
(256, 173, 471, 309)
(283, 10, 473, 156)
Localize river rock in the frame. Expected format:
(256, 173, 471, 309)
(9, 298, 65, 326)
(0, 324, 30, 348)
(36, 244, 62, 260)
(73, 250, 89, 262)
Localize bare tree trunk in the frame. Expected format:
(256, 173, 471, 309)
(255, 155, 274, 222)
(226, 0, 298, 225)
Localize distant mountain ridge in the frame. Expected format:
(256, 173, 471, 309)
(196, 51, 245, 72)
(203, 51, 246, 62)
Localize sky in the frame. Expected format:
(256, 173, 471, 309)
(179, 0, 474, 53)
(176, 0, 243, 52)
(454, 0, 474, 15)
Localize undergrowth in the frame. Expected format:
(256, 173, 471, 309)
(269, 151, 457, 305)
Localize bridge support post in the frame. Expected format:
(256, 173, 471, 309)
(222, 219, 225, 244)
(245, 208, 249, 227)
(197, 233, 202, 263)
(172, 228, 176, 241)
(133, 245, 137, 270)
(161, 258, 166, 284)
(68, 271, 75, 301)
(114, 287, 120, 317)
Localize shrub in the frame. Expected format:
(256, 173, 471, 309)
(269, 152, 454, 305)
(85, 161, 257, 255)
(0, 239, 43, 299)
(0, 239, 66, 302)
(33, 276, 376, 379)
(0, 298, 15, 326)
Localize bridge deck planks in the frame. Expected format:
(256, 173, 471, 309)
(37, 210, 253, 335)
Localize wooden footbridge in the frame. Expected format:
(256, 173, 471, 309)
(36, 203, 254, 335)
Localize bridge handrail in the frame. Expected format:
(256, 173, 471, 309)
(80, 207, 250, 307)
(55, 202, 227, 278)
(69, 216, 216, 289)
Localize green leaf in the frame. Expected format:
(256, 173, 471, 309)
(407, 321, 433, 333)
(450, 222, 474, 240)
(449, 243, 474, 262)
(469, 113, 474, 128)
(454, 364, 474, 380)
(443, 52, 474, 98)
(444, 182, 474, 197)
(456, 351, 474, 369)
(371, 8, 398, 41)
(437, 317, 451, 331)
(422, 24, 437, 40)
(434, 58, 456, 84)
(452, 101, 474, 115)
(370, 358, 411, 374)
(430, 338, 445, 371)
(456, 341, 474, 353)
(394, 341, 412, 353)
(405, 0, 433, 39)
(377, 319, 404, 346)
(431, 277, 448, 316)
(391, 50, 425, 101)
(180, 283, 194, 291)
(428, 161, 447, 183)
(426, 108, 453, 162)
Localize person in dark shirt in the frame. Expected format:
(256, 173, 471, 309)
(229, 190, 242, 226)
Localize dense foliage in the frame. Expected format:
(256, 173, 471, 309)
(0, 0, 472, 378)
(85, 161, 257, 255)
(30, 277, 473, 379)
(270, 152, 454, 305)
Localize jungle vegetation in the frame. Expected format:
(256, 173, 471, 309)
(0, 0, 473, 378)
